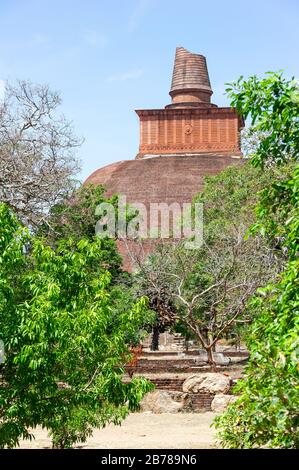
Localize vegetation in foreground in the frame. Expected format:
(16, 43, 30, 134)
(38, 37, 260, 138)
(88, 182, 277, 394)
(215, 72, 299, 448)
(0, 203, 153, 448)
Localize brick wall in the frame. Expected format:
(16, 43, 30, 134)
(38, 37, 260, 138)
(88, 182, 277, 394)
(189, 393, 214, 411)
(124, 375, 218, 411)
(136, 108, 242, 157)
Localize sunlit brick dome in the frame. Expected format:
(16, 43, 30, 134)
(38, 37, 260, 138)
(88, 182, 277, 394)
(85, 153, 241, 272)
(85, 154, 240, 206)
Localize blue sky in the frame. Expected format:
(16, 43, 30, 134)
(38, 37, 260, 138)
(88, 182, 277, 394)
(0, 0, 298, 180)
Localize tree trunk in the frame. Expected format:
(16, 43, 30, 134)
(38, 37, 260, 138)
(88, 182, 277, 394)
(206, 346, 217, 372)
(208, 332, 216, 352)
(52, 439, 65, 449)
(151, 325, 160, 351)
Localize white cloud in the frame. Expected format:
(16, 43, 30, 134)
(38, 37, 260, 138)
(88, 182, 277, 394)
(0, 79, 5, 103)
(107, 69, 143, 82)
(84, 30, 108, 48)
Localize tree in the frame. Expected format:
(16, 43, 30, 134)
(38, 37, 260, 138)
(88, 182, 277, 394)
(0, 204, 153, 448)
(135, 162, 286, 363)
(226, 72, 299, 168)
(215, 72, 299, 448)
(0, 80, 81, 227)
(135, 263, 177, 351)
(40, 184, 124, 281)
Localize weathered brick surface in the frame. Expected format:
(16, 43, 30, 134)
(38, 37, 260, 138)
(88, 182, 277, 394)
(123, 374, 217, 411)
(189, 393, 214, 411)
(125, 374, 216, 411)
(170, 47, 212, 99)
(136, 108, 242, 157)
(147, 377, 185, 391)
(85, 154, 241, 204)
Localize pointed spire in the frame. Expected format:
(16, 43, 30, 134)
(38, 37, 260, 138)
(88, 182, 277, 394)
(168, 47, 213, 108)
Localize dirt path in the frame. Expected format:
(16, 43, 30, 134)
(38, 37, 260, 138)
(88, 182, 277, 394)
(17, 412, 217, 449)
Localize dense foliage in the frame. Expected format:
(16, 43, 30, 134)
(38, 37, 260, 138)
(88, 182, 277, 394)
(215, 72, 299, 448)
(226, 71, 299, 167)
(40, 184, 124, 280)
(0, 204, 153, 448)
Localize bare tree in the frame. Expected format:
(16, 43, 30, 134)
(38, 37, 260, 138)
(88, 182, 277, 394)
(135, 226, 282, 368)
(0, 80, 81, 226)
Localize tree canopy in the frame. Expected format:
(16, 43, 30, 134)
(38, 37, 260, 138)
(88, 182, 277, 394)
(215, 72, 299, 449)
(0, 203, 153, 448)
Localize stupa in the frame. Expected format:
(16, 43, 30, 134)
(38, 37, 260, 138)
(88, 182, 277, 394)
(85, 47, 243, 269)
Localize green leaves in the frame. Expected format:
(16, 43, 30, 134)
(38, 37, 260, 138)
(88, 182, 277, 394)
(215, 72, 299, 449)
(226, 71, 299, 167)
(0, 205, 152, 448)
(38, 184, 124, 281)
(215, 259, 299, 448)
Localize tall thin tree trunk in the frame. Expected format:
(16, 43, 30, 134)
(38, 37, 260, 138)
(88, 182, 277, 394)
(208, 332, 216, 352)
(151, 325, 160, 351)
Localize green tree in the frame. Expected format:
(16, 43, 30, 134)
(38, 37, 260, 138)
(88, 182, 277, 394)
(226, 71, 299, 167)
(40, 183, 138, 282)
(41, 184, 118, 242)
(215, 72, 299, 448)
(0, 204, 153, 448)
(40, 184, 121, 278)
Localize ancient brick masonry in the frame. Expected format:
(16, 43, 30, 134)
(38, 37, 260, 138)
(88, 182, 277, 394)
(136, 108, 241, 157)
(169, 47, 213, 105)
(136, 47, 243, 158)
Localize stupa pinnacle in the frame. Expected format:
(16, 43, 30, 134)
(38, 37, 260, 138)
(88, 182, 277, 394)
(168, 47, 213, 108)
(135, 47, 242, 158)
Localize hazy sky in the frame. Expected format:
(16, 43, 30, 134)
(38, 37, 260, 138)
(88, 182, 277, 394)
(0, 0, 298, 180)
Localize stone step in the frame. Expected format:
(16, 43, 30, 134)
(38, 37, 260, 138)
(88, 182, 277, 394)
(129, 358, 207, 374)
(141, 350, 249, 358)
(127, 356, 247, 375)
(125, 372, 235, 412)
